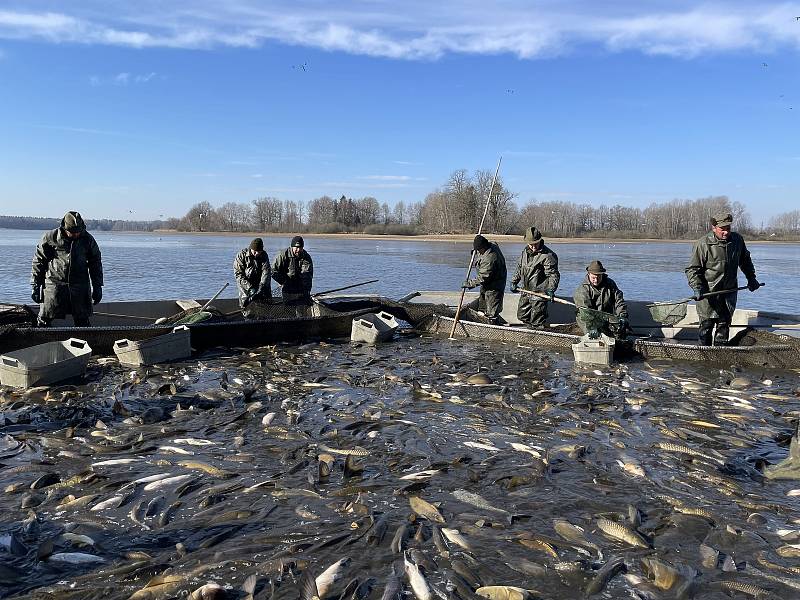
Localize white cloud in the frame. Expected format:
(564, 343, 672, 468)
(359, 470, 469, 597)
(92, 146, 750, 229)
(88, 71, 160, 86)
(358, 175, 412, 181)
(251, 173, 263, 178)
(0, 3, 799, 59)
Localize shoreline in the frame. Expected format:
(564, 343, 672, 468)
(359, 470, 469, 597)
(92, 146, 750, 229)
(145, 230, 796, 245)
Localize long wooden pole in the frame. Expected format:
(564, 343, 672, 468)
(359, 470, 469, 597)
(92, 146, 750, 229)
(312, 279, 379, 297)
(449, 157, 502, 339)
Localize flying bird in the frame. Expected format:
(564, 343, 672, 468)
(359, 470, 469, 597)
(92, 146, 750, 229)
(762, 62, 768, 67)
(293, 62, 309, 72)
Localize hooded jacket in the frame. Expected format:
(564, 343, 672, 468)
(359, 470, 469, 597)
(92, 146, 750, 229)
(30, 211, 103, 320)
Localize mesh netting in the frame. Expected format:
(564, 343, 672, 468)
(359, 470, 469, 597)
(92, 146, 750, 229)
(0, 304, 37, 327)
(647, 301, 689, 326)
(416, 312, 800, 368)
(577, 307, 619, 331)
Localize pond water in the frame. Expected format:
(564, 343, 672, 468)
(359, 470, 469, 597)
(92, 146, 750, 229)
(1, 229, 798, 313)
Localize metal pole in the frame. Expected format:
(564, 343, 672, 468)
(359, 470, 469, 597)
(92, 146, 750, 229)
(449, 157, 503, 339)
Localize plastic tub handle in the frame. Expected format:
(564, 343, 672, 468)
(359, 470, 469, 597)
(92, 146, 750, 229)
(379, 312, 394, 320)
(359, 321, 374, 329)
(68, 338, 87, 349)
(115, 340, 130, 348)
(1, 356, 18, 367)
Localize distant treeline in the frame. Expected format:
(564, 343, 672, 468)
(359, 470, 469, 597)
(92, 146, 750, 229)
(3, 168, 799, 240)
(0, 215, 179, 232)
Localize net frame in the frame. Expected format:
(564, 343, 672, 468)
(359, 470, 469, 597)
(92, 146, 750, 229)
(647, 302, 689, 326)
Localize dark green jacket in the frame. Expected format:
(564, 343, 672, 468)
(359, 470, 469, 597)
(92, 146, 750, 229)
(685, 231, 756, 293)
(272, 248, 313, 295)
(233, 248, 271, 302)
(511, 244, 559, 294)
(473, 243, 507, 292)
(685, 231, 756, 320)
(573, 276, 628, 319)
(31, 213, 103, 321)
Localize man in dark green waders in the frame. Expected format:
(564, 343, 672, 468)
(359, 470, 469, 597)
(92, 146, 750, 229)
(272, 236, 313, 304)
(510, 226, 559, 329)
(234, 237, 272, 308)
(685, 212, 760, 346)
(463, 234, 507, 325)
(30, 211, 103, 327)
(573, 260, 629, 338)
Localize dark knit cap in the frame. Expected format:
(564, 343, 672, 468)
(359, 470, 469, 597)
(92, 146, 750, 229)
(473, 235, 489, 251)
(291, 235, 304, 248)
(249, 238, 264, 251)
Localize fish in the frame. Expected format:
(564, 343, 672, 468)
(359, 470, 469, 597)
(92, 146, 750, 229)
(90, 495, 124, 512)
(380, 563, 402, 600)
(177, 460, 237, 478)
(404, 553, 431, 600)
(47, 552, 106, 564)
(316, 557, 352, 599)
(129, 500, 150, 530)
(173, 438, 216, 446)
(92, 458, 140, 466)
(441, 527, 471, 551)
(765, 425, 800, 480)
(157, 445, 194, 455)
(144, 474, 195, 491)
(409, 496, 445, 524)
(400, 470, 441, 481)
(584, 556, 626, 596)
(595, 519, 649, 548)
(475, 587, 529, 600)
(451, 489, 510, 516)
(318, 443, 370, 457)
(391, 523, 409, 554)
(464, 441, 501, 452)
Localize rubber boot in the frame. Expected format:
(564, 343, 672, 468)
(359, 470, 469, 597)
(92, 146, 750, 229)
(714, 322, 730, 346)
(698, 320, 714, 346)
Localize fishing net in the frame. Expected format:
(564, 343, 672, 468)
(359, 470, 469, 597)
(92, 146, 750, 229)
(0, 304, 37, 327)
(647, 301, 688, 326)
(577, 307, 619, 333)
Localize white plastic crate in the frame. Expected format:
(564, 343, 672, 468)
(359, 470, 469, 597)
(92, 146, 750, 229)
(0, 338, 92, 388)
(571, 333, 615, 366)
(351, 312, 399, 344)
(113, 326, 191, 367)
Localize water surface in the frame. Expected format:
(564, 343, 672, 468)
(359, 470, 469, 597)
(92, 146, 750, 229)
(1, 229, 797, 314)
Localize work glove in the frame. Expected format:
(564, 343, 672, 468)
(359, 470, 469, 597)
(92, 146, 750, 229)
(617, 317, 630, 334)
(510, 283, 519, 293)
(462, 279, 478, 290)
(747, 279, 761, 292)
(588, 328, 600, 340)
(91, 287, 102, 305)
(547, 289, 556, 302)
(31, 285, 43, 304)
(692, 288, 704, 301)
(242, 290, 255, 307)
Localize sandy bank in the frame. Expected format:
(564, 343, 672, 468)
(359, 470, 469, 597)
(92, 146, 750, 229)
(147, 230, 795, 245)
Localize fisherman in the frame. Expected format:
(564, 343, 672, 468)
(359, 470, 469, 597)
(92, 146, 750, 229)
(233, 237, 272, 308)
(573, 260, 629, 337)
(685, 212, 760, 346)
(30, 211, 103, 327)
(509, 226, 560, 328)
(272, 235, 313, 304)
(463, 234, 507, 325)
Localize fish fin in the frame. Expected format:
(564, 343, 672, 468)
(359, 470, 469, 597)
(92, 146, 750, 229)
(300, 570, 320, 600)
(790, 424, 800, 460)
(242, 573, 258, 595)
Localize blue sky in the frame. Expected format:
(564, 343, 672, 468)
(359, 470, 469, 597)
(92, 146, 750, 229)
(0, 1, 799, 221)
